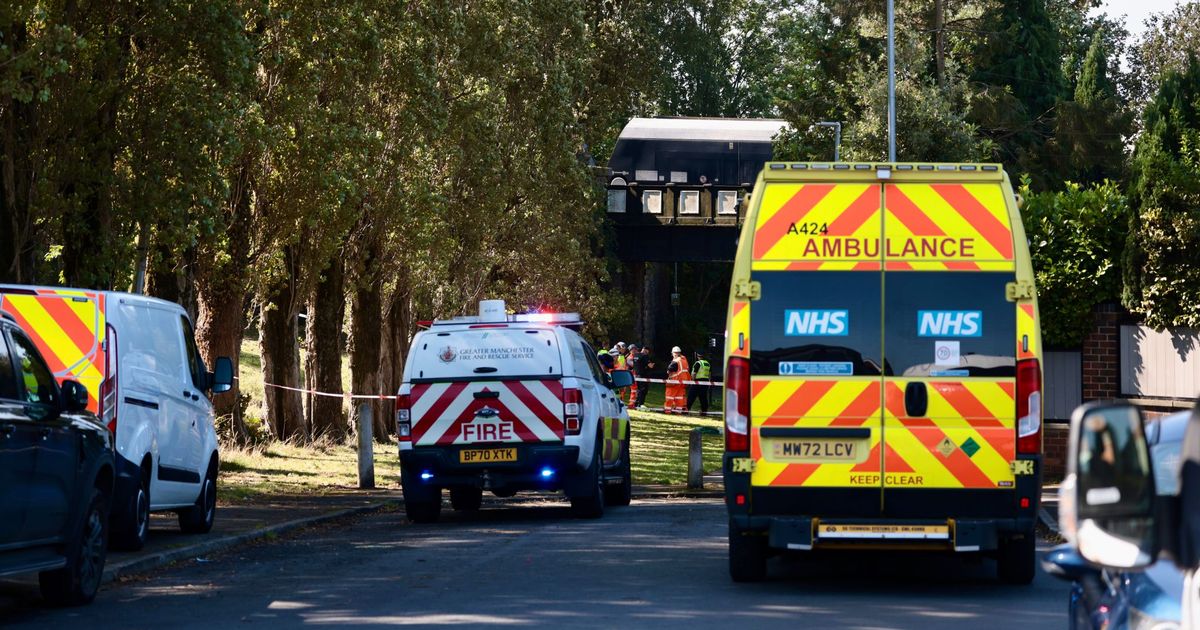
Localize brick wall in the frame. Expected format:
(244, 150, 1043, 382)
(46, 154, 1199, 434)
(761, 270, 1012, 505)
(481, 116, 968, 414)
(1043, 423, 1069, 482)
(1082, 302, 1121, 401)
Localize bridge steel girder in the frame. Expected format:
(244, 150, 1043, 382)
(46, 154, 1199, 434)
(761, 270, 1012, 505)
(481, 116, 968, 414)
(613, 225, 742, 263)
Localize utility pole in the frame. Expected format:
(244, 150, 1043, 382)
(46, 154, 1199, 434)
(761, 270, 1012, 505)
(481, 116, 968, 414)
(887, 0, 897, 161)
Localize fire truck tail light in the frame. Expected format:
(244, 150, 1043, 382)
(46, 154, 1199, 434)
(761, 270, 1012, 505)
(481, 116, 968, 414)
(395, 394, 412, 441)
(564, 388, 583, 435)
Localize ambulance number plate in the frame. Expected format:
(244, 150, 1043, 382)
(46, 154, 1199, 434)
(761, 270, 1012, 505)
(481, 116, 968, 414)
(459, 448, 518, 464)
(818, 524, 949, 540)
(767, 438, 862, 463)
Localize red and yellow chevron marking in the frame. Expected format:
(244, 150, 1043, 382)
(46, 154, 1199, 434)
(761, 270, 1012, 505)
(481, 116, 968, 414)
(882, 379, 1015, 489)
(727, 301, 750, 359)
(0, 290, 106, 412)
(1017, 303, 1039, 360)
(749, 377, 882, 488)
(751, 183, 881, 268)
(882, 183, 1014, 271)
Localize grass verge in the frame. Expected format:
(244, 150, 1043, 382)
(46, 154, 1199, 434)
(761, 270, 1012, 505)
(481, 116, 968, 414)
(218, 441, 400, 504)
(629, 410, 723, 486)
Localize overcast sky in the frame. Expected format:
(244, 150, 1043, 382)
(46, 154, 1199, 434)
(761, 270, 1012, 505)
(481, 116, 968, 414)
(1098, 0, 1185, 38)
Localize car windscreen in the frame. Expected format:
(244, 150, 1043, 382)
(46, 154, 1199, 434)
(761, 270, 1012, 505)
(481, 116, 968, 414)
(409, 328, 562, 382)
(749, 271, 882, 376)
(885, 272, 1016, 377)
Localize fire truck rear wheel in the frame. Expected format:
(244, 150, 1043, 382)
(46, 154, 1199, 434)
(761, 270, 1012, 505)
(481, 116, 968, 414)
(604, 438, 632, 507)
(450, 487, 483, 512)
(405, 493, 442, 524)
(728, 521, 768, 582)
(570, 437, 605, 519)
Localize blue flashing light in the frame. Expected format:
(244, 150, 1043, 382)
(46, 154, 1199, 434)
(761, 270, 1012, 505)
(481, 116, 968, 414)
(540, 467, 555, 479)
(420, 471, 434, 481)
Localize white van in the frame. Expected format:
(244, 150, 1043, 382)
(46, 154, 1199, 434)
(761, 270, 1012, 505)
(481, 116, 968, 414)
(396, 300, 634, 522)
(0, 286, 233, 550)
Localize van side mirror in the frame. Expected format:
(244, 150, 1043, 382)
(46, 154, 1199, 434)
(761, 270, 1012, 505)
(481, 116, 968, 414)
(609, 370, 634, 389)
(60, 380, 89, 413)
(211, 357, 234, 394)
(1060, 402, 1157, 570)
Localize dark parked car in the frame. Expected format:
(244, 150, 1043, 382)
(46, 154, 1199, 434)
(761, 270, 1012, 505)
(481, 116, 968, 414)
(1043, 410, 1187, 630)
(0, 314, 114, 605)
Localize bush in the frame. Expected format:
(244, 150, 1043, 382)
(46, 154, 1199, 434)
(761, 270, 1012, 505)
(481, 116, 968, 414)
(1021, 178, 1129, 347)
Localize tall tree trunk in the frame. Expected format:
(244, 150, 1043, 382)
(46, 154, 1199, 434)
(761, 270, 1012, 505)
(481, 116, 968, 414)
(305, 257, 347, 441)
(260, 251, 306, 442)
(934, 0, 946, 90)
(195, 163, 255, 443)
(0, 23, 38, 284)
(197, 280, 247, 439)
(349, 240, 382, 444)
(61, 36, 129, 290)
(376, 276, 412, 443)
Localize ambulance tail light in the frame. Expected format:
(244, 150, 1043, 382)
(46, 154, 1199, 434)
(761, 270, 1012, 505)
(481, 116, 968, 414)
(564, 388, 582, 435)
(395, 394, 412, 442)
(1016, 358, 1042, 454)
(725, 357, 750, 452)
(99, 324, 118, 435)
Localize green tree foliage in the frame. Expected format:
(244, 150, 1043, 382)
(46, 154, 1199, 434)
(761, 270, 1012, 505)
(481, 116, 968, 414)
(1122, 57, 1200, 329)
(970, 0, 1065, 186)
(1021, 179, 1129, 347)
(772, 1, 989, 162)
(1050, 29, 1132, 186)
(655, 0, 778, 118)
(1130, 2, 1200, 105)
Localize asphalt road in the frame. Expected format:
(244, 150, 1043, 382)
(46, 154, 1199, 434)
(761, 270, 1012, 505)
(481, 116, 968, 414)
(2, 496, 1069, 629)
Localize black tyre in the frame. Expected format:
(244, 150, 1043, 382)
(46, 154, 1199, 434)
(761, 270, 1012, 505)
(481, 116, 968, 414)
(997, 532, 1036, 585)
(40, 490, 108, 606)
(604, 437, 632, 507)
(729, 522, 768, 583)
(450, 487, 483, 512)
(570, 437, 605, 519)
(111, 473, 149, 550)
(179, 463, 217, 534)
(405, 489, 442, 524)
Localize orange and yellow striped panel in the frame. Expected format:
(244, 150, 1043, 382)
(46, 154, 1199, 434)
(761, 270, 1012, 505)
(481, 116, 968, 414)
(749, 377, 882, 488)
(727, 301, 750, 359)
(882, 183, 1015, 271)
(882, 379, 1016, 489)
(1017, 303, 1039, 360)
(751, 183, 882, 270)
(0, 290, 106, 412)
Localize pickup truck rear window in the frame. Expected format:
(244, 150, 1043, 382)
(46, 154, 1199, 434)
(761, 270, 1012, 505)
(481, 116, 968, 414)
(410, 328, 562, 382)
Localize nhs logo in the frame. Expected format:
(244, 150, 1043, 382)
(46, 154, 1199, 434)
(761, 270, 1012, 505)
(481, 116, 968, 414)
(785, 310, 849, 336)
(918, 310, 982, 337)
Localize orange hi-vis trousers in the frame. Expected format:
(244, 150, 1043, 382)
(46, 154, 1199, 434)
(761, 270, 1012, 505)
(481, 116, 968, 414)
(664, 371, 690, 413)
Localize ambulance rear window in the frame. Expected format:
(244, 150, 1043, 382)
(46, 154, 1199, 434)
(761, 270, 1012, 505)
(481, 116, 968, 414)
(749, 271, 883, 376)
(885, 272, 1016, 377)
(410, 328, 562, 382)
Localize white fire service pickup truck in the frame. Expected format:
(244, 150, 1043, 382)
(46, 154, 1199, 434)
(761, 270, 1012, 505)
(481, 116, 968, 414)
(395, 300, 634, 522)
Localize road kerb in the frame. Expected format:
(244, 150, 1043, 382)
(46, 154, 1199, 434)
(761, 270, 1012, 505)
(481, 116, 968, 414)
(101, 499, 401, 584)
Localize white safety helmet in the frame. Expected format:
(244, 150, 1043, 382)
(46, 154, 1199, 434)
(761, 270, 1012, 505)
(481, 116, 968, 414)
(671, 346, 682, 354)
